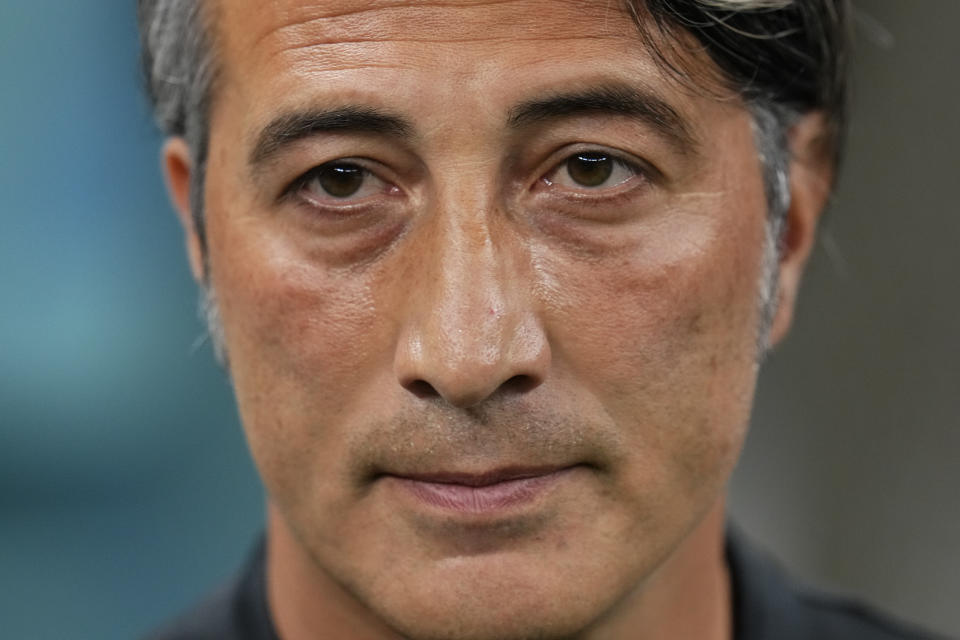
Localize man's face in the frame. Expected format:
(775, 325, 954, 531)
(182, 0, 789, 637)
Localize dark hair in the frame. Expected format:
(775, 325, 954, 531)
(631, 0, 848, 166)
(138, 0, 216, 251)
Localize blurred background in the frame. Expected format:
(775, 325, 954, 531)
(0, 2, 956, 638)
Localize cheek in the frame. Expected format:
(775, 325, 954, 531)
(537, 207, 765, 490)
(205, 214, 396, 492)
(546, 227, 761, 385)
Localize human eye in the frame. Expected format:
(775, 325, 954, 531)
(525, 146, 664, 232)
(541, 150, 643, 194)
(289, 159, 397, 208)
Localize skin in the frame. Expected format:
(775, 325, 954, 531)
(163, 1, 831, 638)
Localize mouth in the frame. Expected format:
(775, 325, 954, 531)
(382, 466, 579, 514)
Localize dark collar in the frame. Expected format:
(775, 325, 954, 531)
(151, 528, 940, 640)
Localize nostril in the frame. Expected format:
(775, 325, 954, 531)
(400, 374, 540, 405)
(501, 374, 540, 395)
(404, 379, 440, 399)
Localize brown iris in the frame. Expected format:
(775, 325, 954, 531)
(566, 152, 613, 187)
(316, 163, 365, 198)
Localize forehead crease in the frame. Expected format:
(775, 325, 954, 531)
(225, 0, 632, 59)
(270, 36, 639, 78)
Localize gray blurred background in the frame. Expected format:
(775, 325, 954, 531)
(0, 2, 956, 638)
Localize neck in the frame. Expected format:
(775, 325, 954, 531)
(266, 499, 731, 640)
(588, 499, 732, 640)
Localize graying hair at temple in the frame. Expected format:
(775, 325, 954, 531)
(138, 0, 850, 352)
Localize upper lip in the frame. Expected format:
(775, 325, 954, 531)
(386, 465, 575, 487)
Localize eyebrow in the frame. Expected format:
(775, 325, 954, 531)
(507, 84, 698, 154)
(249, 106, 414, 167)
(248, 84, 696, 168)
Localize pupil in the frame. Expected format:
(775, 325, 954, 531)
(567, 153, 613, 187)
(319, 164, 364, 198)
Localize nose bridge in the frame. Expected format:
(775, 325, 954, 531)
(395, 180, 549, 407)
(437, 198, 507, 358)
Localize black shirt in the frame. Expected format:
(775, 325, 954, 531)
(146, 530, 949, 639)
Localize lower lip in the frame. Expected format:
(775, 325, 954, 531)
(389, 469, 573, 514)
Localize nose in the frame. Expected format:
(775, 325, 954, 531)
(393, 203, 550, 409)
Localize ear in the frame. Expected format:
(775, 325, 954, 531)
(163, 137, 205, 284)
(767, 112, 834, 347)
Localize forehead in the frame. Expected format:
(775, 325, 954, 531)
(216, 0, 639, 65)
(224, 0, 632, 36)
(209, 0, 710, 122)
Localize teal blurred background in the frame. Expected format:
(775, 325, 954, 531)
(1, 4, 263, 639)
(0, 2, 957, 639)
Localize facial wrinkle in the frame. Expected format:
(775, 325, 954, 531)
(234, 0, 631, 62)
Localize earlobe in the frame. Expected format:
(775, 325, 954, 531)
(163, 137, 205, 284)
(767, 111, 834, 347)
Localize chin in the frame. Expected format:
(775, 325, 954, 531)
(361, 552, 630, 640)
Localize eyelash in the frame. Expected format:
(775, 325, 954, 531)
(540, 151, 647, 195)
(281, 148, 653, 210)
(283, 160, 395, 206)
